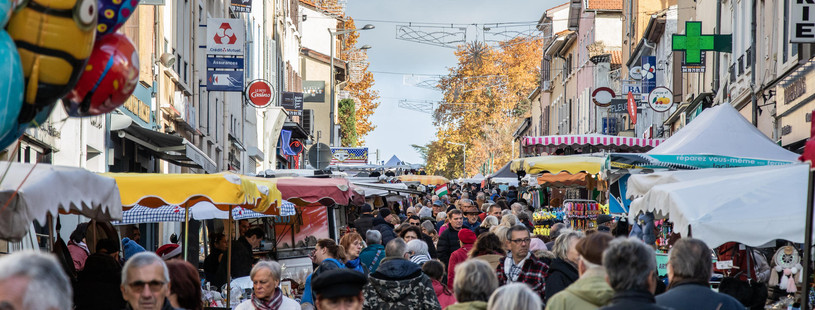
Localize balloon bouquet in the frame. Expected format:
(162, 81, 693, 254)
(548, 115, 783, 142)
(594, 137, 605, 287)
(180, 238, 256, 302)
(0, 0, 140, 150)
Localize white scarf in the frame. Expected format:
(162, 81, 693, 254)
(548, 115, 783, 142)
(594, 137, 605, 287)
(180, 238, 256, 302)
(504, 251, 530, 282)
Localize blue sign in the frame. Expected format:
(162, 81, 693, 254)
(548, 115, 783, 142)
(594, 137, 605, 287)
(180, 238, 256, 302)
(206, 56, 244, 69)
(206, 70, 243, 92)
(641, 56, 656, 94)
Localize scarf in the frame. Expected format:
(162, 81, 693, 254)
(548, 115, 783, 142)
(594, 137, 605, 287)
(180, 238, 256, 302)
(504, 251, 530, 282)
(346, 257, 365, 273)
(251, 288, 283, 310)
(69, 240, 90, 255)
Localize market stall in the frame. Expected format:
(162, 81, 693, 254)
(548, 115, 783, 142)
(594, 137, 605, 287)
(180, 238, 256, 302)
(522, 134, 662, 156)
(397, 175, 449, 186)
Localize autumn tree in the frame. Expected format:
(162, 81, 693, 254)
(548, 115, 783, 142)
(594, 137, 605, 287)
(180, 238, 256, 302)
(338, 99, 358, 146)
(341, 18, 380, 145)
(425, 37, 542, 178)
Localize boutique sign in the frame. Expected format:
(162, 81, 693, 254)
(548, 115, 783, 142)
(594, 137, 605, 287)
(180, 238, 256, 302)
(245, 79, 274, 108)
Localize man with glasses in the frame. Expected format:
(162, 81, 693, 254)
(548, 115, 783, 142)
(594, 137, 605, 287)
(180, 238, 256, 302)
(459, 199, 481, 234)
(496, 225, 550, 303)
(121, 252, 178, 310)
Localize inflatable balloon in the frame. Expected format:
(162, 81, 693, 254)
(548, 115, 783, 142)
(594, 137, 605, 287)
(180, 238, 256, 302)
(6, 0, 98, 122)
(0, 31, 25, 150)
(64, 33, 139, 117)
(96, 0, 139, 37)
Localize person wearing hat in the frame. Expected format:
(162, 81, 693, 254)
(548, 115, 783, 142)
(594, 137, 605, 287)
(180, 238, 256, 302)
(353, 204, 375, 237)
(155, 244, 183, 261)
(122, 237, 146, 262)
(372, 208, 397, 246)
(445, 229, 476, 289)
(596, 214, 614, 233)
(545, 232, 614, 310)
(312, 269, 367, 310)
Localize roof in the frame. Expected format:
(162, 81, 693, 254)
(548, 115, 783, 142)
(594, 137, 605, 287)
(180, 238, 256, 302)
(586, 0, 622, 11)
(610, 50, 622, 65)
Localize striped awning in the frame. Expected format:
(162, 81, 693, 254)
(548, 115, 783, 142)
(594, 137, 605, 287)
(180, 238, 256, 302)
(522, 134, 663, 149)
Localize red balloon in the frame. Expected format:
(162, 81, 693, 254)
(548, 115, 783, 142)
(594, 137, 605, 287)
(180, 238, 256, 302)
(64, 32, 139, 117)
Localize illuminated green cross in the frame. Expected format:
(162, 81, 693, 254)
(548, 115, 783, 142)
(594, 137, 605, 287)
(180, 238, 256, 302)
(672, 21, 732, 64)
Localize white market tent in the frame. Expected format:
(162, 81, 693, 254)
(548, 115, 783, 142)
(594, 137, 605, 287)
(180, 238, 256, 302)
(352, 182, 414, 197)
(458, 173, 485, 184)
(628, 164, 809, 248)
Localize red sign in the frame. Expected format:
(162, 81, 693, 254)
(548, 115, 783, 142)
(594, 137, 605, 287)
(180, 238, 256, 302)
(214, 23, 238, 44)
(592, 87, 615, 107)
(245, 79, 274, 108)
(627, 91, 638, 125)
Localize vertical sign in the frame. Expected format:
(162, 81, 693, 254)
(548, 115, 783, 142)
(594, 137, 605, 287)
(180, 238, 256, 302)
(791, 0, 815, 43)
(627, 91, 638, 125)
(641, 56, 656, 94)
(282, 92, 304, 116)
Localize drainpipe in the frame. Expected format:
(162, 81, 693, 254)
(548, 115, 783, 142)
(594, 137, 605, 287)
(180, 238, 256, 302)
(713, 0, 721, 93)
(750, 0, 758, 126)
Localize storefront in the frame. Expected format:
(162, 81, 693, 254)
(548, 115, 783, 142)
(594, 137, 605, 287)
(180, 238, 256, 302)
(776, 61, 815, 153)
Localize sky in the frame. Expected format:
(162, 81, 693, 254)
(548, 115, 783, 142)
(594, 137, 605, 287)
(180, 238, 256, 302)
(346, 0, 561, 165)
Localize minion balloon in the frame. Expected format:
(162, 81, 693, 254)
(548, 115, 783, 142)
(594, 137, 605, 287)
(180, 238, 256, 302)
(7, 0, 98, 123)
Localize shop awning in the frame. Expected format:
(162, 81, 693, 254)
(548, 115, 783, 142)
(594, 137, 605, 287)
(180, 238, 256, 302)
(397, 175, 449, 186)
(247, 176, 358, 207)
(352, 182, 422, 196)
(536, 172, 592, 187)
(114, 123, 217, 173)
(511, 155, 605, 175)
(522, 134, 662, 152)
(283, 122, 310, 139)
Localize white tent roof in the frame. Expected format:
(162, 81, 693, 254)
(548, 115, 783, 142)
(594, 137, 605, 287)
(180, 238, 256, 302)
(648, 103, 799, 161)
(458, 173, 485, 184)
(352, 182, 412, 197)
(628, 164, 809, 248)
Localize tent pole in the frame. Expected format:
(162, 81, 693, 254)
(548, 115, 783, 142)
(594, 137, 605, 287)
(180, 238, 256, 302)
(184, 202, 190, 261)
(226, 210, 233, 306)
(802, 170, 814, 310)
(47, 214, 54, 252)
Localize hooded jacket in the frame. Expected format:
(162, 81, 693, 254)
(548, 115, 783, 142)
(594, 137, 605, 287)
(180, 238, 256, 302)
(545, 268, 613, 310)
(372, 216, 397, 246)
(362, 258, 442, 310)
(545, 258, 580, 302)
(447, 243, 474, 288)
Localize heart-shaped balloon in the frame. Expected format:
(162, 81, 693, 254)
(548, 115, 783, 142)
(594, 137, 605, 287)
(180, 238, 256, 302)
(96, 0, 139, 38)
(0, 30, 25, 151)
(64, 33, 139, 117)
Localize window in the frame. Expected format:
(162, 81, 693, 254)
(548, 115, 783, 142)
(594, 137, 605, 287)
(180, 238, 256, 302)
(302, 109, 314, 135)
(782, 0, 799, 63)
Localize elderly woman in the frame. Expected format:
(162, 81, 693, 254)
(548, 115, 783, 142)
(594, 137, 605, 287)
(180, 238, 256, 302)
(486, 283, 541, 310)
(340, 232, 366, 273)
(407, 239, 431, 265)
(475, 216, 498, 236)
(421, 220, 438, 243)
(545, 230, 584, 303)
(490, 225, 511, 253)
(236, 260, 299, 309)
(436, 211, 448, 234)
(499, 214, 519, 228)
(447, 259, 499, 310)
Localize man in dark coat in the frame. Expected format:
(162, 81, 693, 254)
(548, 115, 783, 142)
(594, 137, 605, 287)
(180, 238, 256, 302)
(215, 227, 264, 286)
(354, 204, 375, 236)
(362, 239, 441, 310)
(75, 239, 126, 310)
(598, 238, 669, 310)
(436, 209, 464, 272)
(372, 208, 397, 246)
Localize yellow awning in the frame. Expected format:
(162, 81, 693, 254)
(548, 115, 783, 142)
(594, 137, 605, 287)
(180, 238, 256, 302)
(104, 172, 270, 211)
(397, 175, 449, 186)
(510, 156, 605, 175)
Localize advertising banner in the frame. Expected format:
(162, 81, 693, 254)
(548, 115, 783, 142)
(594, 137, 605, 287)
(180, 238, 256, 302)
(282, 92, 304, 116)
(330, 147, 368, 164)
(206, 70, 243, 92)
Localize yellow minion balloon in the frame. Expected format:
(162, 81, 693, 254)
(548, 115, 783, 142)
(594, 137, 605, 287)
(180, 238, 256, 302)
(7, 0, 97, 122)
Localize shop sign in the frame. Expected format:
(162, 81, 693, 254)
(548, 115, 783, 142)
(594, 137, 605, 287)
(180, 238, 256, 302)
(289, 139, 304, 155)
(621, 80, 643, 95)
(641, 56, 656, 94)
(206, 70, 243, 92)
(282, 92, 304, 116)
(608, 99, 628, 114)
(627, 91, 638, 125)
(647, 87, 674, 112)
(681, 52, 706, 73)
(245, 79, 274, 108)
(782, 125, 792, 136)
(124, 96, 151, 123)
(784, 77, 806, 105)
(791, 0, 815, 43)
(303, 81, 326, 102)
(207, 19, 244, 55)
(230, 0, 251, 13)
(206, 56, 243, 69)
(592, 87, 615, 107)
(672, 21, 732, 64)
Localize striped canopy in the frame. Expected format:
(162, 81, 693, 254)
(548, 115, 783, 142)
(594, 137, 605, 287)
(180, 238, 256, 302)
(522, 134, 662, 151)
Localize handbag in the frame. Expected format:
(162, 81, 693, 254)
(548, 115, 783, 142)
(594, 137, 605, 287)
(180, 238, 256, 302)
(717, 245, 768, 310)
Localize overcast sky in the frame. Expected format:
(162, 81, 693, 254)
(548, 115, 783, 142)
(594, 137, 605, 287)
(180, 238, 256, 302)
(346, 0, 562, 164)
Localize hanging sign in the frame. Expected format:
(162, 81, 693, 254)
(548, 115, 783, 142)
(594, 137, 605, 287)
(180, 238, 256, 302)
(791, 0, 815, 43)
(629, 66, 644, 80)
(672, 21, 732, 64)
(641, 56, 656, 94)
(230, 0, 251, 13)
(627, 91, 638, 125)
(207, 19, 244, 55)
(206, 70, 243, 92)
(245, 79, 274, 108)
(282, 92, 304, 116)
(289, 139, 304, 155)
(647, 86, 674, 112)
(592, 87, 615, 107)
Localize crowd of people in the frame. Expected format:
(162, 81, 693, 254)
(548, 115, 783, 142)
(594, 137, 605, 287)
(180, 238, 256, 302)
(0, 184, 752, 310)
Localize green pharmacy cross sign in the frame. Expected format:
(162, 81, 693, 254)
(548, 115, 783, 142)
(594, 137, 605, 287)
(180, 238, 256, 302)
(672, 21, 731, 64)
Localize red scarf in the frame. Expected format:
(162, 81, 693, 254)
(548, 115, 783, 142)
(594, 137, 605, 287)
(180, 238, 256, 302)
(251, 288, 283, 310)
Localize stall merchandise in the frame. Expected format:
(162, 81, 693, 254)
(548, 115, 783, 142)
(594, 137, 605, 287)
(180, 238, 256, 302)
(563, 200, 603, 231)
(532, 208, 564, 236)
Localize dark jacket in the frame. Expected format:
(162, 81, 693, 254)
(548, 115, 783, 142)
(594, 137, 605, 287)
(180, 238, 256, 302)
(437, 226, 461, 271)
(354, 214, 375, 236)
(474, 226, 490, 236)
(214, 237, 254, 287)
(598, 290, 671, 310)
(124, 298, 180, 310)
(656, 282, 744, 310)
(362, 258, 442, 310)
(545, 258, 580, 303)
(373, 217, 397, 246)
(203, 248, 223, 284)
(421, 233, 438, 259)
(462, 218, 481, 233)
(75, 253, 125, 310)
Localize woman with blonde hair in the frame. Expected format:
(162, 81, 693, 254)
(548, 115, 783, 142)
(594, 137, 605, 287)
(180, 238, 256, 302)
(339, 232, 366, 273)
(500, 214, 519, 228)
(545, 230, 584, 303)
(490, 225, 511, 252)
(475, 216, 499, 236)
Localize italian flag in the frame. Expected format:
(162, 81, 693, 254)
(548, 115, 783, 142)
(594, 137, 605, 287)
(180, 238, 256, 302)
(435, 184, 448, 197)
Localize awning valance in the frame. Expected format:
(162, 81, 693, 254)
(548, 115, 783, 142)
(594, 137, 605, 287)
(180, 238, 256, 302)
(522, 134, 662, 151)
(511, 155, 605, 175)
(115, 123, 217, 173)
(536, 172, 591, 187)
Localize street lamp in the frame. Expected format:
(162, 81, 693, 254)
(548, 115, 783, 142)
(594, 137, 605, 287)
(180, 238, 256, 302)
(446, 142, 466, 178)
(328, 24, 375, 147)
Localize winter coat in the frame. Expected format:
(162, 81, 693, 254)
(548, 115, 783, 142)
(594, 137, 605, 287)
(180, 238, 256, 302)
(372, 217, 397, 246)
(437, 226, 461, 271)
(474, 226, 491, 236)
(656, 282, 744, 310)
(359, 244, 386, 274)
(234, 296, 300, 310)
(447, 243, 474, 288)
(496, 253, 550, 301)
(473, 253, 503, 270)
(431, 279, 456, 309)
(545, 268, 613, 310)
(362, 258, 442, 310)
(545, 258, 580, 303)
(445, 301, 488, 310)
(75, 253, 125, 310)
(598, 290, 670, 310)
(214, 236, 254, 288)
(354, 214, 375, 236)
(422, 233, 438, 259)
(462, 219, 481, 233)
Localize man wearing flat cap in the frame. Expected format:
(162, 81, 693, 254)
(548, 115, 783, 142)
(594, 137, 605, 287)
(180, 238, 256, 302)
(312, 269, 367, 310)
(596, 214, 614, 233)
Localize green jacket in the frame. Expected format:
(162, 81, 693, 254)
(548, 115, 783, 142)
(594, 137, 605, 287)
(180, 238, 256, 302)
(545, 268, 613, 310)
(445, 301, 487, 310)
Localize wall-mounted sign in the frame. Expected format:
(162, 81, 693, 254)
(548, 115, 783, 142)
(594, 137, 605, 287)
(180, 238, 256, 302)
(784, 77, 806, 105)
(245, 79, 274, 108)
(608, 99, 628, 114)
(681, 52, 706, 73)
(647, 86, 674, 112)
(629, 66, 643, 80)
(672, 21, 732, 64)
(206, 56, 243, 69)
(627, 91, 638, 125)
(330, 147, 368, 164)
(289, 139, 304, 155)
(641, 56, 656, 94)
(791, 0, 815, 43)
(303, 81, 326, 102)
(282, 92, 304, 116)
(622, 80, 643, 95)
(207, 19, 244, 55)
(592, 87, 615, 107)
(230, 0, 251, 13)
(206, 70, 243, 92)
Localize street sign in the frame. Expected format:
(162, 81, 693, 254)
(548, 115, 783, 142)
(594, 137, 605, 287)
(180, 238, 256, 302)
(308, 143, 332, 170)
(647, 86, 674, 112)
(282, 92, 304, 116)
(206, 70, 243, 91)
(206, 56, 243, 69)
(627, 92, 637, 125)
(791, 0, 815, 43)
(592, 87, 615, 107)
(672, 21, 731, 64)
(207, 19, 244, 55)
(245, 79, 274, 108)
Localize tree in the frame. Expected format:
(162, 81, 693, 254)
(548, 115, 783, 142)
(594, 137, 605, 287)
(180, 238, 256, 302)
(338, 99, 358, 146)
(410, 143, 430, 162)
(341, 18, 380, 145)
(425, 37, 542, 178)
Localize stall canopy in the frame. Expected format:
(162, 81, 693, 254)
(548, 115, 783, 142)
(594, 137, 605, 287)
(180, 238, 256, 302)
(398, 175, 449, 185)
(254, 177, 358, 206)
(114, 201, 297, 224)
(628, 164, 809, 248)
(0, 163, 123, 241)
(352, 182, 419, 197)
(511, 155, 606, 175)
(536, 172, 593, 187)
(488, 162, 519, 186)
(522, 134, 663, 152)
(458, 173, 485, 184)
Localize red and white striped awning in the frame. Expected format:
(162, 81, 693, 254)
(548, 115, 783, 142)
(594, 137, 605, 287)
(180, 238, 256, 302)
(522, 135, 663, 149)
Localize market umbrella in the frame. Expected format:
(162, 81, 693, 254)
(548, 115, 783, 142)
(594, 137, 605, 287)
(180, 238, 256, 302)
(113, 200, 297, 224)
(0, 162, 122, 241)
(397, 175, 449, 186)
(248, 176, 359, 206)
(511, 155, 605, 175)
